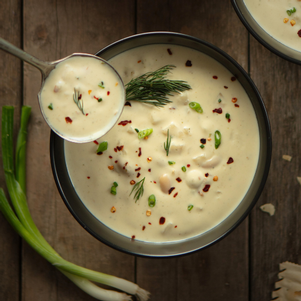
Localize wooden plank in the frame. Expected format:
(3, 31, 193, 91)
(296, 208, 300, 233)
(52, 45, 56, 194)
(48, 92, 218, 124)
(22, 0, 136, 300)
(249, 37, 301, 300)
(136, 1, 249, 300)
(0, 0, 22, 300)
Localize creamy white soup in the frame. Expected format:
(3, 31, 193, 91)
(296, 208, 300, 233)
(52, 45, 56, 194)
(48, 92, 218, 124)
(65, 44, 260, 242)
(244, 0, 301, 51)
(40, 56, 124, 142)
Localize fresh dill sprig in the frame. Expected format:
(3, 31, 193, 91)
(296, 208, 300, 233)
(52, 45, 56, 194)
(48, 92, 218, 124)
(164, 129, 172, 156)
(130, 177, 145, 202)
(73, 88, 84, 115)
(125, 65, 191, 107)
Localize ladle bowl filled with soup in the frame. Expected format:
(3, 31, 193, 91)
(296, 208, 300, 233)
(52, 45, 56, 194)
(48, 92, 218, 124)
(232, 0, 301, 64)
(50, 32, 272, 257)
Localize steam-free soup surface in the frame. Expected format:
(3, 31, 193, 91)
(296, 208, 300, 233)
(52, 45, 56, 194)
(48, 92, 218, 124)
(244, 0, 301, 52)
(65, 44, 260, 242)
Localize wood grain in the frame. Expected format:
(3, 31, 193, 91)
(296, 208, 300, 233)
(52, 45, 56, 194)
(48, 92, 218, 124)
(0, 0, 22, 300)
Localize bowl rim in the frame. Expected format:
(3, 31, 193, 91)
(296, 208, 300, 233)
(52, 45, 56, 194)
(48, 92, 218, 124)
(50, 31, 272, 257)
(231, 0, 301, 65)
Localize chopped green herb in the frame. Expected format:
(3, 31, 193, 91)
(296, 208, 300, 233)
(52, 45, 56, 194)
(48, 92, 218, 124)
(98, 81, 105, 89)
(218, 99, 222, 103)
(181, 166, 187, 172)
(130, 177, 145, 202)
(287, 7, 296, 16)
(48, 103, 53, 110)
(97, 98, 103, 102)
(110, 185, 117, 195)
(189, 102, 203, 113)
(214, 130, 221, 149)
(135, 128, 139, 133)
(168, 161, 176, 165)
(113, 182, 118, 187)
(225, 113, 230, 119)
(164, 129, 172, 156)
(200, 144, 205, 149)
(138, 128, 153, 139)
(96, 141, 108, 153)
(148, 194, 156, 207)
(188, 205, 194, 211)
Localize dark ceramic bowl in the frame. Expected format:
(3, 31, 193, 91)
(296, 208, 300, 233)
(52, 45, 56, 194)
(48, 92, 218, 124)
(50, 32, 272, 257)
(232, 0, 301, 64)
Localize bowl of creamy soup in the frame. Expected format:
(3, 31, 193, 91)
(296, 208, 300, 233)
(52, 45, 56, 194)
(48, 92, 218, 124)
(50, 32, 272, 257)
(232, 0, 301, 64)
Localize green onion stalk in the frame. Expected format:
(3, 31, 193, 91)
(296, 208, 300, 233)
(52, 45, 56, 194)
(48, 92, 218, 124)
(0, 106, 150, 301)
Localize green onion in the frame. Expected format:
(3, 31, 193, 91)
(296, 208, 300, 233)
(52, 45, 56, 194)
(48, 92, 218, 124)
(225, 113, 230, 120)
(218, 99, 222, 103)
(96, 141, 108, 153)
(113, 182, 118, 187)
(188, 205, 194, 211)
(138, 128, 153, 139)
(97, 98, 103, 102)
(164, 129, 172, 156)
(168, 161, 175, 165)
(0, 106, 150, 301)
(48, 103, 53, 110)
(287, 7, 296, 16)
(200, 144, 205, 149)
(148, 194, 156, 207)
(98, 81, 105, 89)
(189, 102, 203, 113)
(181, 166, 186, 172)
(214, 130, 221, 149)
(111, 182, 118, 195)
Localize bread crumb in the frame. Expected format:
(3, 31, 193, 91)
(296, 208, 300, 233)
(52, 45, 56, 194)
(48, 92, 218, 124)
(260, 203, 275, 216)
(282, 155, 292, 161)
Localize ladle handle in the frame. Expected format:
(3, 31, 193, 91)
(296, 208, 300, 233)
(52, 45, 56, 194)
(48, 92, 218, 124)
(0, 37, 53, 77)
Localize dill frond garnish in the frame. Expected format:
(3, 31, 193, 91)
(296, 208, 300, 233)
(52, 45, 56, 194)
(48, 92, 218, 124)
(164, 129, 172, 156)
(130, 177, 145, 202)
(125, 65, 191, 107)
(73, 88, 84, 115)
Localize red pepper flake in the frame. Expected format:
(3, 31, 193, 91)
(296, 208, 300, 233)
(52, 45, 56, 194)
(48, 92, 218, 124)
(228, 118, 231, 123)
(142, 225, 146, 231)
(138, 147, 142, 157)
(115, 160, 118, 163)
(298, 30, 301, 37)
(173, 192, 178, 198)
(231, 76, 236, 81)
(174, 225, 178, 228)
(114, 148, 118, 153)
(203, 184, 211, 192)
(148, 168, 151, 172)
(235, 104, 240, 108)
(93, 96, 99, 101)
(185, 60, 192, 67)
(131, 235, 135, 240)
(137, 60, 142, 63)
(136, 172, 141, 178)
(167, 48, 172, 55)
(116, 145, 124, 151)
(153, 181, 157, 184)
(148, 222, 152, 225)
(135, 167, 141, 172)
(200, 138, 206, 144)
(78, 94, 82, 100)
(93, 140, 99, 145)
(87, 176, 90, 179)
(227, 157, 234, 164)
(213, 75, 218, 79)
(159, 217, 166, 225)
(109, 155, 113, 159)
(97, 151, 103, 155)
(65, 117, 72, 123)
(205, 173, 209, 177)
(125, 101, 131, 106)
(107, 91, 110, 96)
(130, 180, 136, 185)
(187, 164, 191, 168)
(224, 86, 228, 89)
(85, 113, 88, 116)
(213, 108, 223, 114)
(176, 177, 182, 183)
(118, 120, 132, 126)
(168, 187, 175, 195)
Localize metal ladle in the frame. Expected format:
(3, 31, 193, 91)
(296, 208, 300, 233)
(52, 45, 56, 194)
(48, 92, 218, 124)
(0, 37, 125, 143)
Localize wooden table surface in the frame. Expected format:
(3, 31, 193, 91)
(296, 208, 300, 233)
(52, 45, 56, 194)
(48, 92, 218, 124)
(0, 1, 300, 300)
